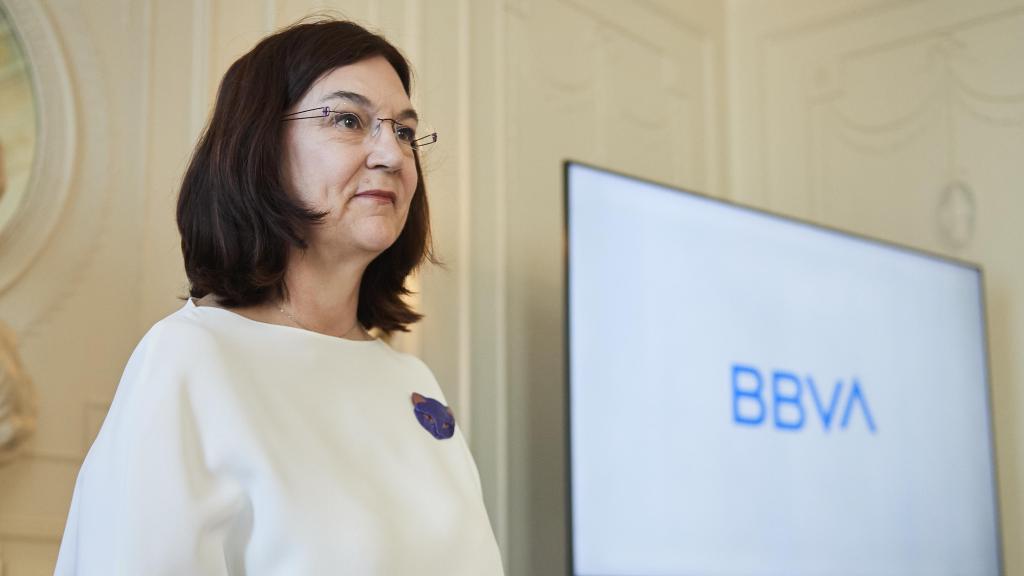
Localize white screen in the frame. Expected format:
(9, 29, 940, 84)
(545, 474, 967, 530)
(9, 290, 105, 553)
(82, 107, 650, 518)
(567, 162, 1001, 576)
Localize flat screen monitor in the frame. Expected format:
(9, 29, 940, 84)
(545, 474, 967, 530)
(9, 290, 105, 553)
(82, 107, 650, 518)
(565, 161, 1001, 576)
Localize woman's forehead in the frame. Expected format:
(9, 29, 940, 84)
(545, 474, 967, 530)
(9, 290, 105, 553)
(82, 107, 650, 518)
(309, 56, 411, 110)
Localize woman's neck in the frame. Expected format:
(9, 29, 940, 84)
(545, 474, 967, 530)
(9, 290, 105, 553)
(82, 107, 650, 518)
(279, 248, 372, 340)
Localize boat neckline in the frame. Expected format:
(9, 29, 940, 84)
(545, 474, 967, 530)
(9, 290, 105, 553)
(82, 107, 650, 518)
(185, 298, 383, 346)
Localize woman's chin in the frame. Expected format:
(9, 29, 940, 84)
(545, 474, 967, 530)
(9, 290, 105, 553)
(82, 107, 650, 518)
(354, 229, 402, 255)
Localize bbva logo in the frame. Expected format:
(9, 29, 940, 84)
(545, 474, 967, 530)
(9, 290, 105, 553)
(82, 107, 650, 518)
(731, 364, 877, 433)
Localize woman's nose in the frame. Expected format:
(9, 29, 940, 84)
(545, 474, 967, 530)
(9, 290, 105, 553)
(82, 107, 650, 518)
(365, 120, 405, 171)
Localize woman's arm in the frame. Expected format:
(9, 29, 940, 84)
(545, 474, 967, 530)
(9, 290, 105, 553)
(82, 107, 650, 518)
(54, 321, 245, 575)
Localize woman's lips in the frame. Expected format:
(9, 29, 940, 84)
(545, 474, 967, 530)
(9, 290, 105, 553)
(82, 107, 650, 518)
(354, 190, 396, 203)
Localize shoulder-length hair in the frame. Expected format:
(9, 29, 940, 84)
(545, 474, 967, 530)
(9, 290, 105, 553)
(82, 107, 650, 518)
(177, 18, 436, 334)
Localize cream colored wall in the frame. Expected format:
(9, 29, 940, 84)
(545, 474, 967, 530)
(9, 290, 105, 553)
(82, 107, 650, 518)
(0, 0, 1019, 574)
(500, 1, 728, 573)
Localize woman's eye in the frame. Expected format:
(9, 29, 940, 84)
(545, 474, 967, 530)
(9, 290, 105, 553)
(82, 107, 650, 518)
(333, 112, 362, 130)
(395, 125, 416, 143)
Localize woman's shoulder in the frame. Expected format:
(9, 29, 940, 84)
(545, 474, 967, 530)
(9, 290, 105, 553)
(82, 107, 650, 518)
(139, 298, 224, 353)
(96, 302, 225, 437)
(356, 333, 429, 370)
(113, 306, 193, 384)
(378, 344, 451, 401)
(122, 297, 248, 381)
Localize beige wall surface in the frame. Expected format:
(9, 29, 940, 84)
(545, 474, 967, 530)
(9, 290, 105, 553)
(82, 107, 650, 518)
(501, 1, 728, 573)
(0, 0, 1019, 574)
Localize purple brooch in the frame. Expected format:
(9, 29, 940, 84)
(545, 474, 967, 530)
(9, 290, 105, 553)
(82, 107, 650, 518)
(411, 392, 455, 440)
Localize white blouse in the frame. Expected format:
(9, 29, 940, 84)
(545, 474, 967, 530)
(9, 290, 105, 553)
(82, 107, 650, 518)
(55, 299, 504, 575)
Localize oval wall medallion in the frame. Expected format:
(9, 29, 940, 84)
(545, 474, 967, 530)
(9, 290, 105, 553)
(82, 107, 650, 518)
(0, 0, 77, 295)
(0, 0, 114, 336)
(936, 180, 976, 251)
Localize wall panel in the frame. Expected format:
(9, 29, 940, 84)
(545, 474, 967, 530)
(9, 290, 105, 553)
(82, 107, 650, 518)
(503, 1, 725, 573)
(0, 0, 150, 570)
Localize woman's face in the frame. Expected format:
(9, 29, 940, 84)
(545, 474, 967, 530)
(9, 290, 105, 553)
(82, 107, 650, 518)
(282, 55, 420, 260)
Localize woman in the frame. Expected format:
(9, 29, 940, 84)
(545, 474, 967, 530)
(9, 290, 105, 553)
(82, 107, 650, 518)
(55, 18, 504, 575)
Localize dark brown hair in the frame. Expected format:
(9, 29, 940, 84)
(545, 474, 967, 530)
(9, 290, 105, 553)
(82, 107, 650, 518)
(177, 17, 436, 334)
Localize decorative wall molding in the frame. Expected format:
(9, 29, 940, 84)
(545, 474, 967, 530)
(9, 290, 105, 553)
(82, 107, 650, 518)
(936, 179, 976, 250)
(17, 449, 78, 466)
(742, 0, 1023, 245)
(0, 0, 76, 297)
(0, 1, 144, 571)
(0, 0, 117, 342)
(801, 4, 1024, 249)
(0, 320, 34, 466)
(0, 514, 63, 542)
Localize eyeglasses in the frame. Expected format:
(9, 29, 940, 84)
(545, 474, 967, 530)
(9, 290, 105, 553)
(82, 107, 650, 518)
(282, 106, 438, 152)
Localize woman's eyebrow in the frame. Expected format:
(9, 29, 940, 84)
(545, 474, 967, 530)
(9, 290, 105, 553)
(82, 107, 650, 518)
(320, 90, 371, 107)
(320, 90, 419, 123)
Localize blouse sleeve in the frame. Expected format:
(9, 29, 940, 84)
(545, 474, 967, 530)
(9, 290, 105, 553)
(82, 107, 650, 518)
(54, 320, 246, 575)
